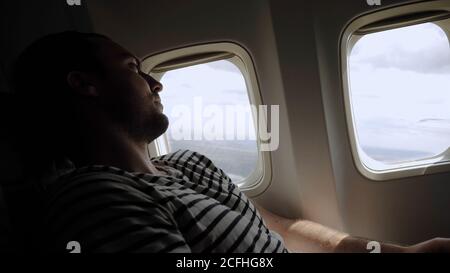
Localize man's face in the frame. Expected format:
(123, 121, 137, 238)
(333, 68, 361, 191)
(89, 38, 169, 142)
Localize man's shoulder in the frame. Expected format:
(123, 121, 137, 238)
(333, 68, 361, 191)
(151, 149, 216, 171)
(152, 149, 233, 183)
(152, 149, 209, 163)
(45, 166, 155, 201)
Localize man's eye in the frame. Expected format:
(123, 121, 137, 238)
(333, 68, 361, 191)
(129, 62, 139, 72)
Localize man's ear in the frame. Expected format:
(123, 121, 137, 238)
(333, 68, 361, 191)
(66, 71, 99, 97)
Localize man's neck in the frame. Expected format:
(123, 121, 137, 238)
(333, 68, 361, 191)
(70, 121, 163, 175)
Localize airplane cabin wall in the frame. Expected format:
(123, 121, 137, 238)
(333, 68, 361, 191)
(314, 0, 450, 244)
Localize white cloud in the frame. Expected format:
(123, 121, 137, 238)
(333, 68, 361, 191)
(351, 22, 450, 74)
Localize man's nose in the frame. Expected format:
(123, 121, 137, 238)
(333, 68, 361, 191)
(141, 72, 163, 93)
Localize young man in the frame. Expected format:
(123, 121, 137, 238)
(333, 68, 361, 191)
(12, 31, 450, 253)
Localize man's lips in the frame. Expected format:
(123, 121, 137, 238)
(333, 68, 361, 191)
(154, 99, 164, 110)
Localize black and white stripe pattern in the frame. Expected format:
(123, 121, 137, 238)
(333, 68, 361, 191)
(40, 150, 288, 253)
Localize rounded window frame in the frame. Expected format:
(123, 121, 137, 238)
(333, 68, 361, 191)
(341, 0, 450, 181)
(141, 42, 272, 196)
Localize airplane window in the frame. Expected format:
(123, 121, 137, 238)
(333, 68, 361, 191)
(348, 22, 450, 172)
(154, 59, 259, 184)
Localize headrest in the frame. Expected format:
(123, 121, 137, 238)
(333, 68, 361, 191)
(0, 92, 25, 186)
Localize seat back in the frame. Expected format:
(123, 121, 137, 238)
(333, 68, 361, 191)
(0, 88, 75, 253)
(0, 70, 23, 251)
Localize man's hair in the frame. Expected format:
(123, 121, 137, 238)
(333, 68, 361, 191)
(12, 31, 110, 166)
(13, 31, 110, 96)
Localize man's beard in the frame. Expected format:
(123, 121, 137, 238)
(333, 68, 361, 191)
(130, 111, 169, 144)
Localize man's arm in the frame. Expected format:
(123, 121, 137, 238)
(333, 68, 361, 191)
(254, 203, 450, 253)
(254, 203, 349, 252)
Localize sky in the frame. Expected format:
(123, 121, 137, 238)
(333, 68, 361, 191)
(159, 59, 256, 141)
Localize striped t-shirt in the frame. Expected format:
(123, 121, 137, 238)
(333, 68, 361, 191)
(40, 150, 288, 253)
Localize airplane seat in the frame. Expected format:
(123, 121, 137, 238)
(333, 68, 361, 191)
(0, 91, 47, 253)
(0, 90, 23, 252)
(0, 184, 11, 252)
(0, 89, 77, 252)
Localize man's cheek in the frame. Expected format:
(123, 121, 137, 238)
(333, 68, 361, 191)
(134, 75, 152, 94)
